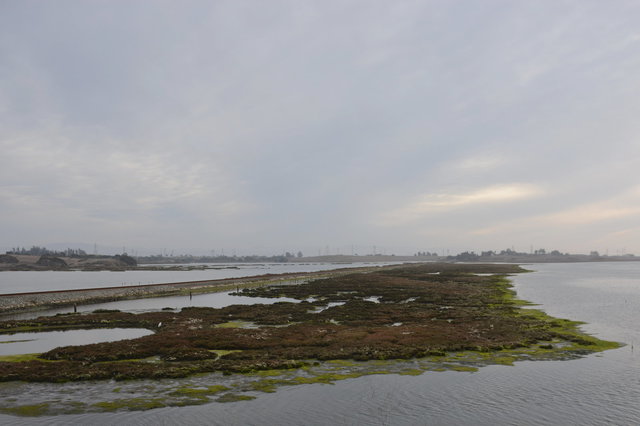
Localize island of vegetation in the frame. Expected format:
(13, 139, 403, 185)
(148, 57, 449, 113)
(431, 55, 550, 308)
(0, 263, 618, 407)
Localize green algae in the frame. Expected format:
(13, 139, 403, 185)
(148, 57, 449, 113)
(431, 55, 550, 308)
(292, 372, 366, 384)
(0, 353, 45, 362)
(209, 349, 241, 357)
(442, 364, 479, 372)
(369, 359, 394, 366)
(93, 397, 167, 411)
(398, 369, 424, 376)
(215, 321, 255, 328)
(255, 368, 290, 377)
(326, 359, 359, 367)
(247, 371, 376, 393)
(169, 385, 230, 397)
(216, 393, 257, 403)
(0, 403, 50, 417)
(0, 332, 620, 416)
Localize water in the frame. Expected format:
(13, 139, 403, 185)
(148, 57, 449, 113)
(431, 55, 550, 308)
(0, 329, 153, 356)
(2, 291, 302, 321)
(0, 262, 400, 294)
(1, 262, 639, 425)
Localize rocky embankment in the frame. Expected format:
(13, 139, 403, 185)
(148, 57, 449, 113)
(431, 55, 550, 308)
(0, 269, 355, 315)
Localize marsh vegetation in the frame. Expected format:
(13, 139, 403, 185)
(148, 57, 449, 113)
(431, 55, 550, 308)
(0, 263, 617, 382)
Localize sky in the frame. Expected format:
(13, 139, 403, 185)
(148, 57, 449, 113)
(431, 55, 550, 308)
(2, 0, 640, 256)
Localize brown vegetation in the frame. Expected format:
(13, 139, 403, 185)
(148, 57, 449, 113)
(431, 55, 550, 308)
(0, 263, 584, 382)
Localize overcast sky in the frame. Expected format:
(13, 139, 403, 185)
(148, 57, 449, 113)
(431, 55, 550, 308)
(2, 1, 640, 256)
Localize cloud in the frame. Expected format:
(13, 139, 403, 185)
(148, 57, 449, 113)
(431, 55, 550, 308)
(472, 187, 640, 240)
(376, 184, 543, 225)
(451, 155, 506, 171)
(0, 124, 254, 238)
(2, 2, 640, 254)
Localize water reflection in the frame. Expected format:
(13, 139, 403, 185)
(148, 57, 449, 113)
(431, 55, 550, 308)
(3, 291, 301, 320)
(0, 328, 153, 356)
(0, 262, 404, 294)
(81, 291, 301, 314)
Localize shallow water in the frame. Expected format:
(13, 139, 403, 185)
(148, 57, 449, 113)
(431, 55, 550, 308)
(1, 262, 639, 425)
(2, 291, 302, 321)
(0, 262, 401, 294)
(0, 328, 153, 356)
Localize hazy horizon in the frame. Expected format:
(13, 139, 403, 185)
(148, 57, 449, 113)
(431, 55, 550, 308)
(2, 1, 640, 256)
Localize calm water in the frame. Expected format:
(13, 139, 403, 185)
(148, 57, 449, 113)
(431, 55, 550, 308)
(0, 262, 399, 294)
(1, 262, 639, 425)
(0, 328, 153, 356)
(2, 290, 303, 321)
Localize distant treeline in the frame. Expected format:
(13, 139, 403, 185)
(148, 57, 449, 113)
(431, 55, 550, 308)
(452, 248, 566, 260)
(7, 246, 88, 257)
(449, 248, 626, 261)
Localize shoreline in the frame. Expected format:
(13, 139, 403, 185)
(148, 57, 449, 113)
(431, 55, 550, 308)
(0, 266, 379, 315)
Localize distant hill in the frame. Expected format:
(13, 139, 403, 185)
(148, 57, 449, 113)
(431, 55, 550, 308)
(0, 254, 137, 271)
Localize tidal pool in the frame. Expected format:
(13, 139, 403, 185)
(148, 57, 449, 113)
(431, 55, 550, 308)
(0, 328, 154, 356)
(1, 291, 302, 321)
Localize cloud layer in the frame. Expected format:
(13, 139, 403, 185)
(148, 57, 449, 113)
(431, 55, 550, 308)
(2, 1, 640, 255)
